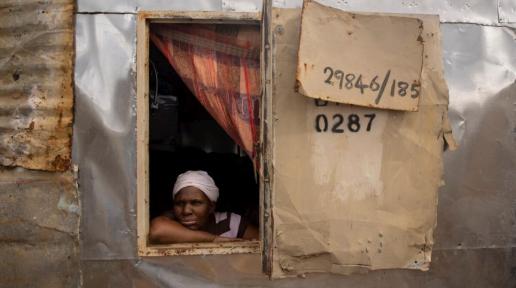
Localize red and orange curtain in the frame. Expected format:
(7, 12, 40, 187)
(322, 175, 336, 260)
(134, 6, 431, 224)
(151, 24, 261, 160)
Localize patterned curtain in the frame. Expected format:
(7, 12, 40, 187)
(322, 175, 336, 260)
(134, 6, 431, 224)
(151, 24, 260, 160)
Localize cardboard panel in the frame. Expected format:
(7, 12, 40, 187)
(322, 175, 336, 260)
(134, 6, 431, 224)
(270, 8, 450, 277)
(296, 1, 424, 111)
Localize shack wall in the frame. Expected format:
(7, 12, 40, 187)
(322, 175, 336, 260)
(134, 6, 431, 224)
(76, 1, 516, 285)
(1, 0, 514, 287)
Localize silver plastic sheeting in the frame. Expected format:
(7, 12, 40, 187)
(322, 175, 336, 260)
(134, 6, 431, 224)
(77, 0, 135, 14)
(273, 0, 500, 24)
(499, 0, 516, 23)
(73, 14, 137, 259)
(77, 0, 221, 13)
(435, 23, 516, 250)
(135, 0, 221, 12)
(223, 0, 263, 11)
(77, 0, 263, 13)
(73, 1, 516, 287)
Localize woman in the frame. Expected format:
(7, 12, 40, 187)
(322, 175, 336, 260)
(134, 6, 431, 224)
(149, 170, 259, 244)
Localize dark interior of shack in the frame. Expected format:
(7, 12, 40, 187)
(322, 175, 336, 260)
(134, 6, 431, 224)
(148, 39, 259, 227)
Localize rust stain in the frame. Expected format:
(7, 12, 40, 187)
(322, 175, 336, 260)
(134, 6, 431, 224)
(57, 111, 63, 127)
(417, 35, 424, 44)
(51, 154, 70, 172)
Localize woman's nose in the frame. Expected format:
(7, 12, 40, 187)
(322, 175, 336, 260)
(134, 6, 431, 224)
(183, 204, 193, 214)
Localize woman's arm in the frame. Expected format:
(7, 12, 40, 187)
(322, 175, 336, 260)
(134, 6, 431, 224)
(242, 224, 259, 240)
(149, 216, 218, 244)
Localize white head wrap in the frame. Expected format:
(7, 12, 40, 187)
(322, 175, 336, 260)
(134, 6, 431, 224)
(172, 170, 219, 202)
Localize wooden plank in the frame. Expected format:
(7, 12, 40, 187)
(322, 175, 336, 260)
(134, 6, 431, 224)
(136, 13, 150, 256)
(260, 0, 274, 277)
(139, 10, 260, 23)
(143, 241, 260, 256)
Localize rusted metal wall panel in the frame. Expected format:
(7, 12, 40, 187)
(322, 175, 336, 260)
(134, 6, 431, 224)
(0, 1, 79, 287)
(0, 0, 74, 172)
(0, 168, 79, 287)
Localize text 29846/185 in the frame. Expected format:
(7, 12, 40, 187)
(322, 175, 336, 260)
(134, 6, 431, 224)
(323, 67, 421, 105)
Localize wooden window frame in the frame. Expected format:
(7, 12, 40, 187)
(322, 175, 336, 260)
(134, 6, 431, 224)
(136, 11, 264, 256)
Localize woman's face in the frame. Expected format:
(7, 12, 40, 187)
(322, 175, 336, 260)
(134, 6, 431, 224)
(173, 186, 214, 230)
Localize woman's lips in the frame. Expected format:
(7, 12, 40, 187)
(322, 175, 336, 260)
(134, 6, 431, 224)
(180, 220, 197, 226)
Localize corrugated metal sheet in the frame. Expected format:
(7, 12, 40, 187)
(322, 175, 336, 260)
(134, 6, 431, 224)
(0, 0, 74, 171)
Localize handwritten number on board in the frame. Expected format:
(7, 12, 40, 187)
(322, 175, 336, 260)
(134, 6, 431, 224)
(334, 70, 344, 89)
(410, 83, 421, 98)
(370, 76, 380, 91)
(398, 81, 409, 97)
(324, 67, 333, 85)
(355, 74, 368, 94)
(345, 73, 355, 89)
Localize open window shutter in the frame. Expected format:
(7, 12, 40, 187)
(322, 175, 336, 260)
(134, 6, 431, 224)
(263, 4, 452, 278)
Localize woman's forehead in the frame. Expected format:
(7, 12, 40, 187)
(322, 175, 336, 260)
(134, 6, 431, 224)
(174, 186, 209, 200)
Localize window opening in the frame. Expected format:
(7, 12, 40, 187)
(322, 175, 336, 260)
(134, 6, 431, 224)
(145, 22, 261, 252)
